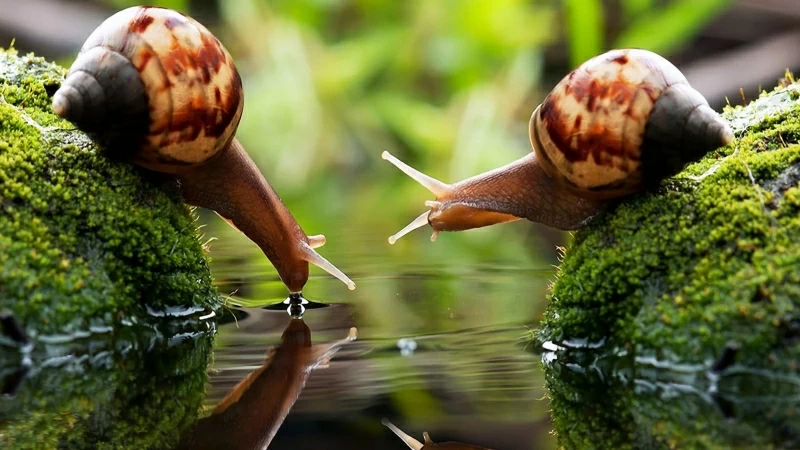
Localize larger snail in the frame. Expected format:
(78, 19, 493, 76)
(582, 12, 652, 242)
(52, 6, 354, 293)
(383, 49, 734, 243)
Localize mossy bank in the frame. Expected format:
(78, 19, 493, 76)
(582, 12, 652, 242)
(537, 83, 800, 448)
(0, 49, 221, 340)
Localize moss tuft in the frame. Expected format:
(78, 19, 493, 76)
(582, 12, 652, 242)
(0, 48, 221, 338)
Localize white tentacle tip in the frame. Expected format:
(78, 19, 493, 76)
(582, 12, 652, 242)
(307, 234, 326, 249)
(388, 210, 430, 245)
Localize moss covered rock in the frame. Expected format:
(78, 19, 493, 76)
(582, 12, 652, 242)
(538, 82, 800, 367)
(537, 83, 800, 448)
(0, 48, 221, 339)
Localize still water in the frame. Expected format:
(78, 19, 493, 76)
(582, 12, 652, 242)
(4, 224, 800, 449)
(203, 236, 557, 450)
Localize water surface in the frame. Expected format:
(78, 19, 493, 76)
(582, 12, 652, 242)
(203, 234, 558, 449)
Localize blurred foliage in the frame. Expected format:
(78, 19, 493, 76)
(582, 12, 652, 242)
(567, 0, 734, 66)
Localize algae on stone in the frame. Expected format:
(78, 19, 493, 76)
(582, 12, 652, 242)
(0, 48, 221, 339)
(537, 83, 800, 448)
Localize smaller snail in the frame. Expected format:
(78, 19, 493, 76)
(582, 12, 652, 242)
(383, 49, 734, 243)
(52, 6, 354, 293)
(382, 419, 493, 449)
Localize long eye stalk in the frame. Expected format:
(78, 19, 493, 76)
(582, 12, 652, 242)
(382, 151, 453, 243)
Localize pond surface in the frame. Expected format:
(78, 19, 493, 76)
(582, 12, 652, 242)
(5, 222, 800, 449)
(0, 224, 559, 449)
(201, 235, 557, 450)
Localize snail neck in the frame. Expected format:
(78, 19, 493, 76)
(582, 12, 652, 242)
(433, 153, 609, 232)
(176, 138, 355, 292)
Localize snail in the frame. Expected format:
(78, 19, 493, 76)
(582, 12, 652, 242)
(178, 317, 357, 449)
(382, 419, 493, 449)
(382, 49, 734, 243)
(51, 6, 354, 293)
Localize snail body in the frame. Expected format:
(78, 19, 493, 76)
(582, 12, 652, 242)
(383, 49, 734, 243)
(53, 6, 354, 293)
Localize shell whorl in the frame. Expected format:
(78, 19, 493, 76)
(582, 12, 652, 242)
(53, 47, 149, 158)
(52, 6, 244, 173)
(530, 48, 733, 200)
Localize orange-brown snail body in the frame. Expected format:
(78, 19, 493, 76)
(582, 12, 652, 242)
(52, 6, 354, 293)
(383, 49, 734, 243)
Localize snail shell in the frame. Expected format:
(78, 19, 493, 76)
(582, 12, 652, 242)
(52, 6, 243, 173)
(531, 48, 733, 200)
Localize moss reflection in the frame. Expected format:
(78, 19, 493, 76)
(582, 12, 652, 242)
(544, 344, 800, 449)
(0, 327, 214, 449)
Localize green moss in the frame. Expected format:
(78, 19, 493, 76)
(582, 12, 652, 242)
(0, 329, 214, 449)
(537, 84, 800, 448)
(0, 48, 221, 338)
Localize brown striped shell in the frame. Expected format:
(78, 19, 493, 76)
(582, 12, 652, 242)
(52, 6, 243, 173)
(530, 49, 733, 200)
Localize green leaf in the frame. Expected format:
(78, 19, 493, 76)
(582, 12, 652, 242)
(107, 0, 188, 12)
(614, 0, 734, 55)
(565, 0, 605, 68)
(620, 0, 654, 20)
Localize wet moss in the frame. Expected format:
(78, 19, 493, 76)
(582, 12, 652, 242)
(0, 48, 221, 338)
(538, 83, 800, 368)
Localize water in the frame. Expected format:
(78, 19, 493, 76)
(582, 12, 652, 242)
(200, 237, 557, 450)
(5, 228, 799, 449)
(0, 227, 559, 450)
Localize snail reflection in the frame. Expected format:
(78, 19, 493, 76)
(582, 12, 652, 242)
(383, 419, 494, 450)
(52, 6, 355, 295)
(178, 307, 356, 450)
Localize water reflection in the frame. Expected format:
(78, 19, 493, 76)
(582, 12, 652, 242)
(211, 301, 551, 450)
(1, 259, 554, 450)
(383, 418, 494, 449)
(542, 343, 800, 449)
(178, 304, 356, 449)
(0, 323, 214, 448)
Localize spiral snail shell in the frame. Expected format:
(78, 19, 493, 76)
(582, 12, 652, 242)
(52, 6, 355, 293)
(382, 49, 734, 243)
